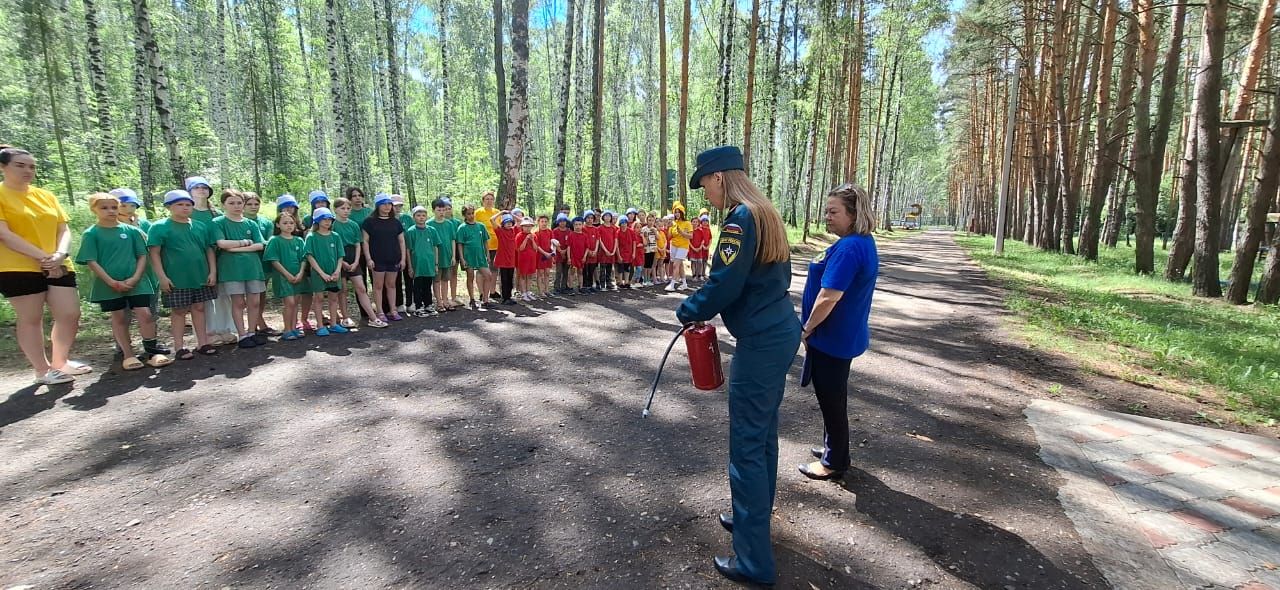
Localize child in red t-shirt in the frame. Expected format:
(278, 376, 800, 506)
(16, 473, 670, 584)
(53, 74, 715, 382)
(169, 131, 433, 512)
(596, 211, 620, 291)
(566, 217, 592, 294)
(582, 211, 600, 292)
(689, 216, 707, 281)
(489, 212, 519, 304)
(516, 218, 538, 301)
(534, 215, 554, 298)
(552, 215, 572, 295)
(616, 216, 635, 289)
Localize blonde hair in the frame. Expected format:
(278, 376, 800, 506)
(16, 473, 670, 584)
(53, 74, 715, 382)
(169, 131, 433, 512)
(828, 183, 876, 236)
(720, 170, 790, 264)
(87, 192, 119, 210)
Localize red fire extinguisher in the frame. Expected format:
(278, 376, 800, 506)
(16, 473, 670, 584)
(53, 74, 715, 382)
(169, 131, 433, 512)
(684, 323, 725, 391)
(643, 323, 724, 418)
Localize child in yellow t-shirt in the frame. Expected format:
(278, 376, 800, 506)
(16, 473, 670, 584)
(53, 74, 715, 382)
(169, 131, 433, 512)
(654, 217, 669, 284)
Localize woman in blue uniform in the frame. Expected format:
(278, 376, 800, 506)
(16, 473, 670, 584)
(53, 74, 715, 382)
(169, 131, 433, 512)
(797, 183, 878, 481)
(677, 145, 800, 587)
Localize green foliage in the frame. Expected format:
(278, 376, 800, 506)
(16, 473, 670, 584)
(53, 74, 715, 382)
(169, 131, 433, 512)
(959, 235, 1280, 423)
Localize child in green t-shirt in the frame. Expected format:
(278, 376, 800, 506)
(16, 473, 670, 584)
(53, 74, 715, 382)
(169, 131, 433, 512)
(456, 204, 493, 310)
(211, 190, 268, 349)
(405, 206, 441, 316)
(76, 193, 173, 370)
(427, 198, 459, 311)
(148, 190, 219, 359)
(242, 191, 277, 337)
(262, 213, 309, 341)
(304, 208, 350, 336)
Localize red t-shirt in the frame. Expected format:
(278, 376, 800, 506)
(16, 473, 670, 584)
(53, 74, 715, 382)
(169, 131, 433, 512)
(583, 225, 600, 263)
(517, 231, 538, 275)
(535, 230, 555, 269)
(493, 225, 519, 269)
(596, 225, 619, 263)
(567, 231, 592, 268)
(616, 226, 635, 265)
(552, 227, 572, 263)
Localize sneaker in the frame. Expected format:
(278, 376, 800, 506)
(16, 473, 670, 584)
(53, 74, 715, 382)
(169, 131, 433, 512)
(35, 369, 74, 385)
(502, 298, 517, 305)
(257, 327, 282, 337)
(367, 318, 388, 328)
(680, 281, 689, 290)
(237, 335, 259, 348)
(316, 326, 330, 337)
(397, 305, 407, 314)
(472, 303, 483, 312)
(330, 324, 349, 334)
(339, 318, 357, 329)
(251, 333, 270, 345)
(388, 312, 403, 321)
(665, 282, 677, 292)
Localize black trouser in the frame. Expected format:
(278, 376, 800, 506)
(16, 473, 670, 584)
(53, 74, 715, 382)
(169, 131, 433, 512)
(400, 267, 414, 308)
(598, 262, 613, 287)
(499, 267, 515, 300)
(412, 276, 434, 308)
(809, 346, 854, 471)
(583, 263, 596, 289)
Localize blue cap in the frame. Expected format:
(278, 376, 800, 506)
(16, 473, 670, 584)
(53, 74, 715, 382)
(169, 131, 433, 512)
(571, 216, 585, 224)
(625, 207, 638, 215)
(618, 217, 630, 224)
(184, 176, 211, 192)
(308, 190, 329, 206)
(555, 214, 570, 225)
(602, 210, 616, 220)
(276, 194, 299, 211)
(374, 193, 394, 206)
(311, 207, 335, 223)
(109, 188, 141, 206)
(689, 145, 745, 189)
(501, 214, 514, 225)
(583, 210, 596, 219)
(700, 214, 710, 221)
(163, 189, 194, 206)
(432, 197, 451, 208)
(511, 207, 523, 215)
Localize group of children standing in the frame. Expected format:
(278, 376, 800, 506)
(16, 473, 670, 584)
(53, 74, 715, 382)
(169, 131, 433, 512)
(74, 178, 714, 369)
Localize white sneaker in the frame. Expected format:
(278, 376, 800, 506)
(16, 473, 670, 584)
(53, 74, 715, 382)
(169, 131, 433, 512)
(35, 369, 74, 385)
(680, 281, 689, 290)
(664, 281, 677, 292)
(397, 305, 407, 314)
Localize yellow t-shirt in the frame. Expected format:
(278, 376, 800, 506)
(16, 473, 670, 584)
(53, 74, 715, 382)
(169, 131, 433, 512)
(655, 228, 668, 258)
(668, 219, 693, 249)
(0, 184, 71, 273)
(475, 207, 501, 250)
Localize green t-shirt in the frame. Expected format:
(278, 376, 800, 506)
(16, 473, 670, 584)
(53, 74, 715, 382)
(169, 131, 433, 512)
(192, 208, 217, 226)
(350, 206, 373, 226)
(76, 223, 154, 301)
(147, 218, 214, 289)
(333, 218, 362, 255)
(455, 221, 490, 269)
(304, 231, 344, 290)
(405, 225, 440, 278)
(211, 215, 267, 282)
(263, 235, 308, 298)
(427, 218, 458, 267)
(126, 218, 158, 290)
(247, 215, 274, 239)
(398, 213, 414, 230)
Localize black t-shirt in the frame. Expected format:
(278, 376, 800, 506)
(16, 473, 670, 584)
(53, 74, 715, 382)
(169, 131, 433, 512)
(361, 215, 404, 264)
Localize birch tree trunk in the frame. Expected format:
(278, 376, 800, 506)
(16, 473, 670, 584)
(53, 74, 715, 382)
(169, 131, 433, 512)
(677, 0, 690, 205)
(293, 0, 330, 187)
(589, 0, 605, 209)
(494, 0, 508, 188)
(384, 0, 412, 202)
(82, 0, 116, 172)
(657, 0, 670, 212)
(762, 0, 787, 201)
(499, 0, 529, 210)
(741, 0, 759, 168)
(323, 0, 350, 187)
(553, 0, 576, 207)
(132, 0, 183, 187)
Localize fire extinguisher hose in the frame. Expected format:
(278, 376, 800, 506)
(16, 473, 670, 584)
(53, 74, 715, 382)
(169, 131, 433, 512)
(642, 323, 692, 418)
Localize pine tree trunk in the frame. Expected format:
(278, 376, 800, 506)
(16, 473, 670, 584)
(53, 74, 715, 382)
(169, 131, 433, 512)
(801, 68, 825, 242)
(133, 0, 183, 187)
(589, 0, 605, 209)
(1191, 0, 1227, 297)
(1227, 74, 1280, 304)
(717, 0, 734, 145)
(657, 0, 670, 212)
(1134, 0, 1185, 273)
(494, 0, 508, 192)
(324, 0, 350, 187)
(499, 0, 528, 210)
(1080, 0, 1135, 261)
(741, 0, 760, 168)
(844, 0, 864, 184)
(677, 0, 691, 205)
(1217, 0, 1276, 250)
(82, 0, 116, 172)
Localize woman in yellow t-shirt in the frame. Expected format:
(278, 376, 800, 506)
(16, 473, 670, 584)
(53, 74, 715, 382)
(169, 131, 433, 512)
(474, 190, 502, 299)
(665, 204, 694, 291)
(0, 146, 89, 385)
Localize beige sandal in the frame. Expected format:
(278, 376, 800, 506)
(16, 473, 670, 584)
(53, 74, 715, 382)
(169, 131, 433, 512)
(145, 354, 174, 368)
(122, 357, 144, 371)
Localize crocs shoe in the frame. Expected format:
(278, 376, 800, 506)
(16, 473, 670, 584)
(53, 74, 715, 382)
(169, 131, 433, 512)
(316, 326, 330, 337)
(330, 324, 349, 334)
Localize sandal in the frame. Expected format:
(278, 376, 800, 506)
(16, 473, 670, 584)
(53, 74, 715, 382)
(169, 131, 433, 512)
(145, 354, 174, 368)
(34, 369, 74, 385)
(176, 348, 195, 361)
(197, 344, 218, 356)
(59, 360, 93, 375)
(122, 357, 144, 371)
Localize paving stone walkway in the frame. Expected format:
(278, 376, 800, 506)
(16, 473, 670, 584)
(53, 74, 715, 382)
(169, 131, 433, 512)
(1026, 400, 1280, 590)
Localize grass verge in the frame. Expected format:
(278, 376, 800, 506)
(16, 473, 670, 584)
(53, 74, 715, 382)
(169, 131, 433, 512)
(957, 235, 1280, 425)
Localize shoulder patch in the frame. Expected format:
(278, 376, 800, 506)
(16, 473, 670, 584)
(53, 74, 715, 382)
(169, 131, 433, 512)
(718, 236, 743, 266)
(721, 223, 743, 235)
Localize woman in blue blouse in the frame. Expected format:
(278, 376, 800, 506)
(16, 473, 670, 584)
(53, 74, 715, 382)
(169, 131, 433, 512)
(798, 183, 879, 480)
